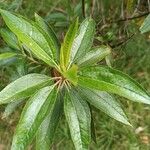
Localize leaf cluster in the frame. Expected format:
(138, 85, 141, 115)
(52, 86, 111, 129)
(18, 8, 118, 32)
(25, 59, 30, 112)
(0, 9, 150, 150)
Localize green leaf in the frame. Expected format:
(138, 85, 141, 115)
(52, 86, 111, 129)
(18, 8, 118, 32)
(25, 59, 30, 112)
(11, 85, 57, 150)
(60, 18, 78, 70)
(36, 92, 63, 150)
(0, 52, 17, 66)
(63, 64, 78, 85)
(35, 13, 60, 61)
(64, 90, 91, 150)
(0, 73, 52, 104)
(69, 17, 95, 65)
(45, 12, 67, 22)
(2, 99, 24, 118)
(78, 87, 131, 126)
(88, 104, 97, 143)
(140, 14, 150, 33)
(0, 9, 58, 68)
(0, 52, 17, 61)
(78, 66, 150, 104)
(77, 45, 111, 67)
(0, 28, 19, 50)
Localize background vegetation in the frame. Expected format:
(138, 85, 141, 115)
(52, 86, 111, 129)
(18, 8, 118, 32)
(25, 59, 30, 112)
(0, 0, 150, 149)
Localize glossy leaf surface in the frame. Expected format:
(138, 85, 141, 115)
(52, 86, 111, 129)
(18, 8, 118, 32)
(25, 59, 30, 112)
(35, 13, 60, 61)
(3, 99, 24, 118)
(0, 74, 52, 104)
(63, 64, 78, 85)
(0, 52, 17, 61)
(11, 85, 57, 150)
(0, 9, 58, 67)
(79, 87, 131, 125)
(77, 45, 111, 67)
(0, 28, 19, 50)
(78, 66, 150, 104)
(64, 90, 91, 150)
(0, 52, 17, 66)
(140, 14, 150, 33)
(60, 18, 78, 70)
(36, 92, 63, 150)
(69, 17, 95, 65)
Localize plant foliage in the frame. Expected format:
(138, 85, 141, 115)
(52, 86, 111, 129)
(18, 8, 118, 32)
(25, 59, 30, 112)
(0, 9, 150, 150)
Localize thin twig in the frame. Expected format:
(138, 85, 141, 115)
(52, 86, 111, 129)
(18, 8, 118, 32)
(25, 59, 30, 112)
(100, 0, 105, 24)
(82, 0, 85, 18)
(148, 0, 150, 12)
(111, 33, 135, 48)
(114, 12, 150, 23)
(132, 0, 141, 16)
(91, 0, 95, 17)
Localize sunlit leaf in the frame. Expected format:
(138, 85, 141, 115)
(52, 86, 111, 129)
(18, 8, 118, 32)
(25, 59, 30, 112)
(35, 13, 60, 61)
(36, 92, 63, 150)
(0, 28, 19, 50)
(69, 17, 95, 65)
(0, 9, 58, 68)
(140, 14, 150, 33)
(11, 85, 57, 150)
(0, 74, 52, 104)
(64, 90, 91, 150)
(0, 52, 17, 66)
(78, 87, 131, 126)
(60, 18, 78, 70)
(2, 99, 24, 118)
(78, 45, 111, 67)
(78, 66, 150, 104)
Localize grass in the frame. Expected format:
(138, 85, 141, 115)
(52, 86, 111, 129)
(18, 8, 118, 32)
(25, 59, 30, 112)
(0, 0, 150, 149)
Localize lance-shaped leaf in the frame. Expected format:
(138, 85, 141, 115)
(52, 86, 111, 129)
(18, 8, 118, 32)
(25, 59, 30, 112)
(78, 87, 131, 126)
(63, 64, 78, 85)
(64, 90, 91, 150)
(69, 17, 95, 65)
(0, 52, 17, 61)
(77, 45, 111, 67)
(140, 14, 150, 33)
(36, 92, 63, 150)
(78, 66, 150, 104)
(3, 99, 24, 118)
(0, 52, 17, 66)
(11, 85, 57, 150)
(35, 13, 60, 61)
(0, 28, 19, 50)
(0, 9, 58, 67)
(0, 73, 52, 104)
(60, 18, 78, 70)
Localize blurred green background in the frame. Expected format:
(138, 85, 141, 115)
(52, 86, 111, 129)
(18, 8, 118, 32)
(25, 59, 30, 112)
(0, 0, 150, 149)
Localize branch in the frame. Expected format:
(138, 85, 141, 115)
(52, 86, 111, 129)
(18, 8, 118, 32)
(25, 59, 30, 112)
(82, 0, 85, 18)
(114, 12, 150, 23)
(111, 34, 135, 48)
